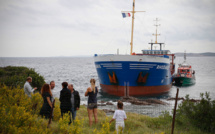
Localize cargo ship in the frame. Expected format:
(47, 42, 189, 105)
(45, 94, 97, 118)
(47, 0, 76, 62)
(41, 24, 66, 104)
(94, 0, 175, 96)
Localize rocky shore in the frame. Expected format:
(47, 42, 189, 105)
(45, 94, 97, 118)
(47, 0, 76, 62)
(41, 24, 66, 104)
(98, 96, 201, 114)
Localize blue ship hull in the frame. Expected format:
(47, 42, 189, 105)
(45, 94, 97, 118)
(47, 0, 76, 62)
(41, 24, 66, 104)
(94, 54, 173, 96)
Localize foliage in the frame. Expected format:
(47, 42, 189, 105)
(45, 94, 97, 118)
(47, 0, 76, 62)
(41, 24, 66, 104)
(53, 99, 61, 121)
(0, 66, 45, 91)
(57, 113, 83, 134)
(0, 85, 43, 115)
(176, 92, 215, 133)
(93, 118, 111, 134)
(0, 85, 50, 134)
(0, 84, 213, 134)
(0, 85, 168, 134)
(146, 111, 172, 130)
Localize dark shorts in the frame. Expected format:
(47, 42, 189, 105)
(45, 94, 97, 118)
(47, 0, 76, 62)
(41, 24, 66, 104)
(87, 103, 97, 109)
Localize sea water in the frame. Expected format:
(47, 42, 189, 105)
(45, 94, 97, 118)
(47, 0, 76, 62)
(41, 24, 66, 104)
(1, 56, 215, 116)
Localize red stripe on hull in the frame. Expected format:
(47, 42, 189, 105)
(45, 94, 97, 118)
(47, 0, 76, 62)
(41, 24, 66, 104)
(100, 84, 172, 96)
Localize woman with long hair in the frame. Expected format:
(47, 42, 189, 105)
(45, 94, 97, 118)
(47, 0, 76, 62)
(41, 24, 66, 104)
(40, 83, 53, 119)
(85, 78, 98, 126)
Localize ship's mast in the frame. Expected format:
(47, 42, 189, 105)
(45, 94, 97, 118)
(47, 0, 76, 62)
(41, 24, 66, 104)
(130, 0, 135, 55)
(123, 0, 145, 55)
(149, 18, 163, 50)
(152, 18, 160, 43)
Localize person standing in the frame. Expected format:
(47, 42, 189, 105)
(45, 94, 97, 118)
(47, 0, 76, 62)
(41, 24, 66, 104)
(50, 81, 55, 102)
(40, 84, 53, 119)
(59, 82, 71, 117)
(50, 81, 55, 119)
(109, 101, 127, 134)
(68, 84, 80, 121)
(85, 79, 98, 126)
(24, 77, 37, 97)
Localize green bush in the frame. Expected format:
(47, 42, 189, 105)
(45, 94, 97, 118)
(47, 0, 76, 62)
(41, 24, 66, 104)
(176, 92, 215, 132)
(0, 66, 45, 91)
(0, 85, 50, 134)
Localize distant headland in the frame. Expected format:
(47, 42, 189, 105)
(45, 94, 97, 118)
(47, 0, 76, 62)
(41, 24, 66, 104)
(175, 52, 215, 57)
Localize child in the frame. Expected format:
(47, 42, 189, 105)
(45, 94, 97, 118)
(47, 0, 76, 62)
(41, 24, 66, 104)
(109, 101, 127, 133)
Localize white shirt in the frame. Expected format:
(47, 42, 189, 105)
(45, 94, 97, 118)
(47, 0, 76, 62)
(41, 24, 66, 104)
(24, 81, 34, 97)
(113, 110, 127, 122)
(51, 89, 55, 102)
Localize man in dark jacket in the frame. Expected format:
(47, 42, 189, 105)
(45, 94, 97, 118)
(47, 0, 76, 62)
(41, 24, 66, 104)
(68, 84, 80, 121)
(59, 82, 71, 117)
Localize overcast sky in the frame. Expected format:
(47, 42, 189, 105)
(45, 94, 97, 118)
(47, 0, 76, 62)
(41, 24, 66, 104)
(0, 0, 215, 57)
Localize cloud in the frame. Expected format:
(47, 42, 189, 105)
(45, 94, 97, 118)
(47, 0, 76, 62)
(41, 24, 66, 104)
(0, 0, 215, 57)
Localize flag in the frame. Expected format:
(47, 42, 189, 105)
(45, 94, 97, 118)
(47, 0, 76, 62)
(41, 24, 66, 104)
(122, 12, 131, 18)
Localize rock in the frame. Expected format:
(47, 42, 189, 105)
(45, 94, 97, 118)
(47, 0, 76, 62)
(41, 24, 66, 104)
(167, 97, 184, 101)
(120, 96, 168, 105)
(97, 104, 106, 106)
(99, 101, 106, 103)
(189, 99, 200, 102)
(130, 100, 150, 105)
(120, 96, 150, 105)
(106, 102, 114, 105)
(145, 99, 168, 105)
(120, 96, 138, 102)
(167, 97, 201, 103)
(103, 109, 115, 113)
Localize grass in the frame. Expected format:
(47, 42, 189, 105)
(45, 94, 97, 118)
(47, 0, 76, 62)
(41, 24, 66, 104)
(49, 99, 208, 134)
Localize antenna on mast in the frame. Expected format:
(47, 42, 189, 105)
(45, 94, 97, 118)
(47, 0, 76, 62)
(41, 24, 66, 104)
(184, 50, 186, 62)
(149, 18, 163, 50)
(152, 18, 160, 43)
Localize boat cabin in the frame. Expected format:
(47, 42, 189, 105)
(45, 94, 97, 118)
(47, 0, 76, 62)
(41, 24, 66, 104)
(178, 67, 191, 73)
(177, 65, 195, 77)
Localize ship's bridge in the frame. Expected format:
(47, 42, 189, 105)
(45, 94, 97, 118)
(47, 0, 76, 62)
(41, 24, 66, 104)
(141, 50, 171, 55)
